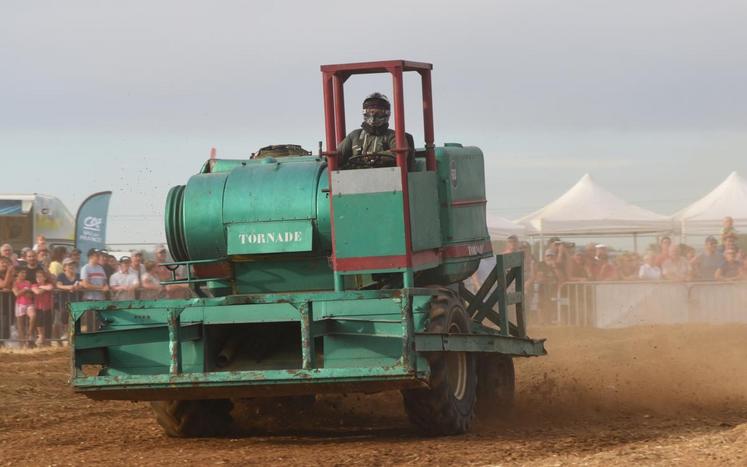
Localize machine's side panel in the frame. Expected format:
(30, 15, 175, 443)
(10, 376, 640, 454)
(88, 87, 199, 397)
(408, 171, 442, 252)
(331, 167, 407, 266)
(436, 145, 490, 245)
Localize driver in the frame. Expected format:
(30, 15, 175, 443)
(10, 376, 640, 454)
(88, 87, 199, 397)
(337, 93, 415, 170)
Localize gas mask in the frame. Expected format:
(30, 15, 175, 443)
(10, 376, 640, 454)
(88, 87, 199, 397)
(363, 107, 390, 128)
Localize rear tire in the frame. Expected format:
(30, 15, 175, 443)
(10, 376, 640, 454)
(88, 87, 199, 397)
(150, 399, 233, 437)
(475, 354, 515, 420)
(402, 292, 477, 435)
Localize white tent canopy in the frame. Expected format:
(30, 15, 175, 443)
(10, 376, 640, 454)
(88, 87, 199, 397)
(515, 174, 672, 236)
(486, 212, 525, 239)
(673, 171, 747, 236)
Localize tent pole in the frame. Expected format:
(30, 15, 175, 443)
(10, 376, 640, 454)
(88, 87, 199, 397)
(538, 219, 544, 258)
(633, 233, 638, 253)
(681, 219, 687, 245)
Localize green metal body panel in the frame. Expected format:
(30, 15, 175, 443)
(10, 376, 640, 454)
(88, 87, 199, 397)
(222, 160, 323, 224)
(165, 147, 490, 292)
(435, 144, 490, 244)
(332, 191, 406, 259)
(408, 171, 442, 252)
(233, 258, 333, 293)
(183, 173, 229, 259)
(70, 278, 545, 401)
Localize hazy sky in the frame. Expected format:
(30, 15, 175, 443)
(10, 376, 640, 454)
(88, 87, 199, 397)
(2, 0, 746, 244)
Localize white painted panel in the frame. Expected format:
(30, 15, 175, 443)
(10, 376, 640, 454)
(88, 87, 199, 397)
(331, 167, 402, 195)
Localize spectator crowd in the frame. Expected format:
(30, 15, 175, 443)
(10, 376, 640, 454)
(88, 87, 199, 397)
(0, 235, 188, 348)
(498, 216, 746, 323)
(2, 217, 745, 344)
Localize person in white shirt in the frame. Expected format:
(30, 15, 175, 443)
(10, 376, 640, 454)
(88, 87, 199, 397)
(638, 253, 662, 280)
(110, 256, 140, 301)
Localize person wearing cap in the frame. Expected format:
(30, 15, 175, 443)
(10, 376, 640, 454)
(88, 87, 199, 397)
(80, 249, 109, 300)
(691, 236, 724, 280)
(129, 251, 146, 276)
(96, 250, 115, 279)
(110, 256, 140, 301)
(336, 92, 415, 170)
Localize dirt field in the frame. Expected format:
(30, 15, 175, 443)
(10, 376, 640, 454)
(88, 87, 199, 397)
(2, 324, 746, 466)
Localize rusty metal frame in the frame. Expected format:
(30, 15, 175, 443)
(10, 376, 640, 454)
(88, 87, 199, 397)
(459, 252, 527, 338)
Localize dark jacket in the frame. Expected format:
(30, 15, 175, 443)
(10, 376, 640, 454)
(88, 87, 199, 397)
(337, 128, 415, 170)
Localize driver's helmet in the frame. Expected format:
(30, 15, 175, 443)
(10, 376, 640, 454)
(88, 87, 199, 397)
(362, 92, 391, 127)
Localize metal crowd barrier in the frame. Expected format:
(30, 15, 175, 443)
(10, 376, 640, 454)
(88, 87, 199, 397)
(0, 289, 84, 346)
(0, 283, 196, 346)
(556, 280, 747, 328)
(0, 290, 14, 341)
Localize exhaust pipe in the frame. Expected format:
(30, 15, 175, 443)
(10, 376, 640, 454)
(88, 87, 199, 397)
(216, 335, 242, 368)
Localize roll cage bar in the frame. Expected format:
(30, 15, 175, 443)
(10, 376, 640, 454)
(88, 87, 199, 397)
(320, 60, 436, 172)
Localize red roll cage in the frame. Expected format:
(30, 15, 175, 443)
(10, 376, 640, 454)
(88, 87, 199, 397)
(320, 60, 436, 172)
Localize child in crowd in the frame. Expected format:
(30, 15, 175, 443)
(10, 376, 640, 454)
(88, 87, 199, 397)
(32, 270, 54, 346)
(12, 270, 36, 346)
(721, 216, 738, 245)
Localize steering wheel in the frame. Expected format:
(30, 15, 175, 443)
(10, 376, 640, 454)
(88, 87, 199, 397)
(344, 152, 397, 169)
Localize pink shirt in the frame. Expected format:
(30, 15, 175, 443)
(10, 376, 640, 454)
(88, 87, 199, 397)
(15, 280, 34, 305)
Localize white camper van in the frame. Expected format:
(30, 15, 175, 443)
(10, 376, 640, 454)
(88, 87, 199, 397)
(0, 194, 75, 251)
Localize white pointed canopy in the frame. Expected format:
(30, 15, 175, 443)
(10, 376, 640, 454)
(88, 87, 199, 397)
(486, 212, 525, 239)
(673, 171, 747, 235)
(516, 174, 672, 235)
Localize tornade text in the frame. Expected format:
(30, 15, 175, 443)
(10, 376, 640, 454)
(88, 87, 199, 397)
(238, 231, 303, 244)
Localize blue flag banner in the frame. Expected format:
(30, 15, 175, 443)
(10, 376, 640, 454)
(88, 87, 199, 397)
(75, 191, 112, 264)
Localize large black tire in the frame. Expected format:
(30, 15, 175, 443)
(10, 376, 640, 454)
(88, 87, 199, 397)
(150, 399, 233, 438)
(402, 292, 477, 436)
(475, 354, 515, 420)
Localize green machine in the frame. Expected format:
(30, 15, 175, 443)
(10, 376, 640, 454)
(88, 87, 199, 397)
(70, 60, 545, 437)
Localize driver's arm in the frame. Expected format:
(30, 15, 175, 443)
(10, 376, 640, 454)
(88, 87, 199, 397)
(336, 133, 354, 168)
(385, 132, 416, 171)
